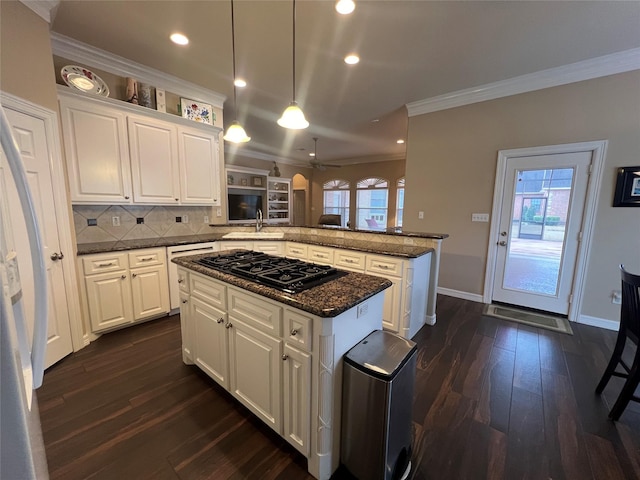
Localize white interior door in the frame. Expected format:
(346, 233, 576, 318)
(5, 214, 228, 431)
(491, 151, 592, 315)
(0, 108, 73, 368)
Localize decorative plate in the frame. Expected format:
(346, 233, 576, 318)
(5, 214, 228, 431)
(181, 97, 214, 125)
(61, 65, 110, 97)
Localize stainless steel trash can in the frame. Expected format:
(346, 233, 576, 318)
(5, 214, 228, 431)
(341, 330, 417, 480)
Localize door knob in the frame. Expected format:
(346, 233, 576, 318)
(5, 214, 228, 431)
(50, 252, 64, 261)
(498, 241, 507, 246)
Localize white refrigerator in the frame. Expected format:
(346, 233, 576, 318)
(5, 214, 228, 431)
(0, 105, 50, 478)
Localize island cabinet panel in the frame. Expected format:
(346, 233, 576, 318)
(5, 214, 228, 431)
(193, 296, 229, 388)
(284, 309, 313, 352)
(59, 96, 132, 204)
(190, 273, 226, 310)
(283, 343, 311, 455)
(229, 318, 282, 431)
(228, 287, 282, 337)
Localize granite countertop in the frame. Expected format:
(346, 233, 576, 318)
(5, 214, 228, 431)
(172, 253, 392, 318)
(77, 232, 434, 258)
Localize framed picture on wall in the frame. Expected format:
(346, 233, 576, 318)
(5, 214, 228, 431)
(251, 176, 264, 187)
(613, 166, 640, 207)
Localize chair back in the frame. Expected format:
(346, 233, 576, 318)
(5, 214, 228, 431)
(318, 214, 341, 226)
(620, 265, 640, 343)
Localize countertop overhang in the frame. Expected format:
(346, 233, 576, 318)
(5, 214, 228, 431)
(172, 253, 392, 318)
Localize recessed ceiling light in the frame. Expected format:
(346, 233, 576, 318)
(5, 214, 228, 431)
(371, 119, 380, 123)
(344, 54, 360, 65)
(170, 33, 189, 45)
(309, 152, 316, 157)
(397, 139, 405, 144)
(234, 78, 247, 88)
(335, 0, 355, 15)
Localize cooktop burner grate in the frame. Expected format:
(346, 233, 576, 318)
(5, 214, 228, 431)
(194, 250, 346, 293)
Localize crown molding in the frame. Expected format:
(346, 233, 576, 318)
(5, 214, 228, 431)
(20, 0, 59, 23)
(50, 32, 226, 109)
(225, 147, 405, 167)
(407, 47, 640, 117)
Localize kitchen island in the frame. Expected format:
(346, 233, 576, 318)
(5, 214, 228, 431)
(172, 251, 391, 480)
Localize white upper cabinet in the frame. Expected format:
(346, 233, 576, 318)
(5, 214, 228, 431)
(128, 116, 180, 204)
(58, 89, 222, 206)
(178, 127, 221, 205)
(59, 95, 132, 203)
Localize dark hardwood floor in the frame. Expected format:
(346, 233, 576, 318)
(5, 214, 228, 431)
(38, 295, 640, 479)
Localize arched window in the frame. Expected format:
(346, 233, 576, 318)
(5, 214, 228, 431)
(322, 179, 350, 227)
(396, 177, 405, 228)
(356, 177, 388, 231)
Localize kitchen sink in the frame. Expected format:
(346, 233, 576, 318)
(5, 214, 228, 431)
(222, 232, 285, 239)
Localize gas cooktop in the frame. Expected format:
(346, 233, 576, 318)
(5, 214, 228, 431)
(194, 250, 347, 294)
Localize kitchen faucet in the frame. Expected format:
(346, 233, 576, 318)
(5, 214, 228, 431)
(256, 209, 263, 232)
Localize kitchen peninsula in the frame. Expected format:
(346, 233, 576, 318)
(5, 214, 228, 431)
(172, 250, 390, 480)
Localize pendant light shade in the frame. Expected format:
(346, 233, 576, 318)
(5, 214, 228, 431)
(223, 121, 251, 143)
(278, 0, 309, 130)
(224, 0, 251, 143)
(277, 101, 309, 129)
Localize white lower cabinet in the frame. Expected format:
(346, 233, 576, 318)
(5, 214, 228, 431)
(80, 247, 169, 333)
(282, 342, 311, 455)
(192, 296, 229, 389)
(229, 318, 282, 430)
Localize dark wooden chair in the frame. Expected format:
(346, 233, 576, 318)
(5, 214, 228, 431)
(318, 214, 341, 226)
(595, 265, 640, 420)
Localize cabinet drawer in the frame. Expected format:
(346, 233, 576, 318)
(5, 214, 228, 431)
(334, 250, 366, 271)
(177, 268, 189, 292)
(190, 272, 226, 310)
(128, 248, 164, 268)
(228, 287, 282, 337)
(307, 246, 334, 265)
(366, 254, 404, 276)
(284, 309, 312, 352)
(82, 252, 127, 275)
(286, 243, 308, 259)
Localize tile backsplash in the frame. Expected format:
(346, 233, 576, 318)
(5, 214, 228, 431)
(73, 205, 216, 244)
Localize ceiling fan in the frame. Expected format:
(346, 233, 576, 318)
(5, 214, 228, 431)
(308, 137, 341, 170)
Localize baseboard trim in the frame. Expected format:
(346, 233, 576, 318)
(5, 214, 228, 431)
(578, 315, 619, 331)
(437, 287, 484, 303)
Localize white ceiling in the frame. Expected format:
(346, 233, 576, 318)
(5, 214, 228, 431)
(50, 1, 640, 165)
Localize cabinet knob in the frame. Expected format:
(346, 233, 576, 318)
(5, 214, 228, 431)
(175, 198, 179, 201)
(182, 299, 187, 304)
(132, 273, 137, 278)
(121, 275, 126, 279)
(282, 354, 289, 361)
(50, 252, 64, 261)
(125, 195, 130, 200)
(290, 329, 298, 336)
(177, 278, 184, 284)
(225, 322, 232, 329)
(217, 317, 224, 324)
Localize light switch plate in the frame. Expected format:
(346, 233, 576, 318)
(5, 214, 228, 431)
(472, 213, 490, 222)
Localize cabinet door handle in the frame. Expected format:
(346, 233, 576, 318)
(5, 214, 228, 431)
(182, 299, 188, 304)
(217, 317, 224, 324)
(98, 262, 114, 267)
(345, 259, 354, 263)
(282, 354, 289, 361)
(225, 322, 232, 329)
(139, 257, 154, 262)
(290, 329, 298, 336)
(121, 275, 126, 279)
(132, 273, 137, 278)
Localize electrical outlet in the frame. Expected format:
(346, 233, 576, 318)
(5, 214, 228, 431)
(203, 215, 209, 224)
(403, 237, 414, 245)
(357, 302, 369, 318)
(216, 208, 222, 217)
(472, 213, 490, 222)
(182, 214, 189, 224)
(112, 216, 120, 227)
(418, 211, 424, 219)
(612, 290, 622, 304)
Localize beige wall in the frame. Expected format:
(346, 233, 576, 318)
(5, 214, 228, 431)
(1, 2, 58, 111)
(310, 160, 405, 227)
(405, 71, 640, 323)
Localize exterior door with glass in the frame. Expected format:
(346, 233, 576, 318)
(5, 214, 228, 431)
(492, 151, 592, 315)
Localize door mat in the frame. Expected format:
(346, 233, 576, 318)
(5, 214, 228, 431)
(483, 304, 573, 335)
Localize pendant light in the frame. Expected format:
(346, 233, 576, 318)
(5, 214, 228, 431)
(277, 0, 309, 130)
(224, 0, 251, 143)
